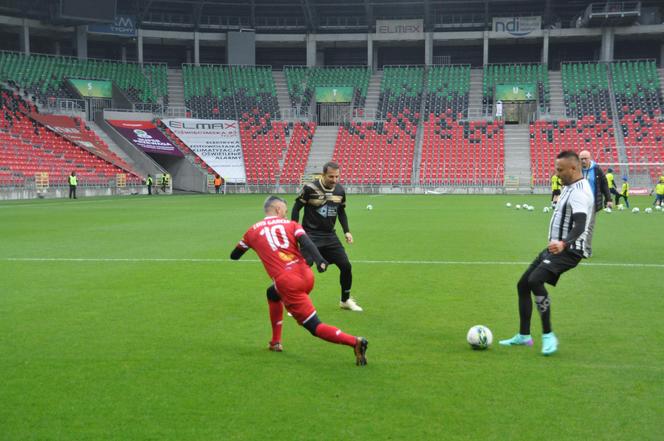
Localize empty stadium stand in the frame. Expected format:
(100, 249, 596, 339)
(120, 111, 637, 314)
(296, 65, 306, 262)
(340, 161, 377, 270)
(182, 64, 279, 119)
(279, 122, 316, 184)
(482, 63, 549, 115)
(0, 87, 142, 187)
(424, 65, 470, 120)
(239, 112, 288, 184)
(377, 66, 424, 124)
(283, 66, 370, 111)
(332, 116, 416, 185)
(0, 51, 167, 106)
(420, 115, 504, 186)
(529, 115, 618, 185)
(562, 62, 612, 119)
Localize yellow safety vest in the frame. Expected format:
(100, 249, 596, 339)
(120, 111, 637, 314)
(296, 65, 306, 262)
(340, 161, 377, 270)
(656, 183, 664, 195)
(69, 175, 77, 186)
(621, 182, 630, 196)
(551, 175, 561, 191)
(606, 173, 615, 189)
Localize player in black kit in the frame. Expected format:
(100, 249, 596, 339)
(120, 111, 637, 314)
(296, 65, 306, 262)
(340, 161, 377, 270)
(291, 162, 363, 312)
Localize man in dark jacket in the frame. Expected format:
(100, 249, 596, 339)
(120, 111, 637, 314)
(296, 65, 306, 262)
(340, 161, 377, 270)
(579, 150, 612, 256)
(579, 150, 612, 211)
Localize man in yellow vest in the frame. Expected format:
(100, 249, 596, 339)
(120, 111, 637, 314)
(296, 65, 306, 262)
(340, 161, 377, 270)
(605, 168, 619, 205)
(652, 176, 664, 207)
(550, 173, 562, 206)
(161, 173, 169, 193)
(146, 174, 153, 195)
(616, 176, 630, 208)
(68, 171, 78, 199)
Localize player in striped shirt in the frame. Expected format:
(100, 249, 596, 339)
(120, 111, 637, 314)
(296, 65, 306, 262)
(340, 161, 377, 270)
(500, 151, 594, 355)
(230, 196, 368, 366)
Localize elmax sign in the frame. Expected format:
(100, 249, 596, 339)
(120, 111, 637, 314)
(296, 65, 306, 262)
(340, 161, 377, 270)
(375, 19, 424, 40)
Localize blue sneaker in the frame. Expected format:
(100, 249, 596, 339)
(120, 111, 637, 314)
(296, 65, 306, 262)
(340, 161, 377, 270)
(499, 334, 533, 346)
(542, 332, 558, 356)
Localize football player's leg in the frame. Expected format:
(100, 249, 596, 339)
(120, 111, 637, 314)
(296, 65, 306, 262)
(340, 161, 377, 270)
(266, 285, 283, 349)
(321, 243, 352, 301)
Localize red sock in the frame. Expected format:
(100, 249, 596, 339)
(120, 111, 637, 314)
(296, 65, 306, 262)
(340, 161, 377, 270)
(268, 300, 283, 344)
(314, 323, 356, 346)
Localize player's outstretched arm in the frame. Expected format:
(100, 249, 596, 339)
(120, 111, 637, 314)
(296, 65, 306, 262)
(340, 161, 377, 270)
(291, 198, 304, 222)
(230, 246, 248, 260)
(297, 234, 328, 272)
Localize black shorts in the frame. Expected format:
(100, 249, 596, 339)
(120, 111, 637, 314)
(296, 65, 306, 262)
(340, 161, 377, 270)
(551, 189, 561, 196)
(309, 234, 349, 266)
(524, 248, 583, 287)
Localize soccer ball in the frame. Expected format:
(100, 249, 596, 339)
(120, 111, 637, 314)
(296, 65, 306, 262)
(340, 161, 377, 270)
(527, 205, 534, 211)
(604, 207, 612, 213)
(506, 202, 512, 208)
(366, 204, 373, 211)
(632, 207, 640, 213)
(515, 204, 521, 210)
(617, 204, 625, 211)
(467, 325, 493, 350)
(655, 205, 662, 211)
(543, 206, 551, 213)
(644, 207, 653, 214)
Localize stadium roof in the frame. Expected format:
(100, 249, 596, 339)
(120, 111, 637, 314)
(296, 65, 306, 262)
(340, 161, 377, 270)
(0, 0, 661, 32)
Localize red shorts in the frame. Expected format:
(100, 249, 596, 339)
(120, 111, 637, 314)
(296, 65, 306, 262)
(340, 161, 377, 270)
(273, 264, 316, 324)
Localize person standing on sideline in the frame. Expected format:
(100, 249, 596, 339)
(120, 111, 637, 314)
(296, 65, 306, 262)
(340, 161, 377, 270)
(214, 174, 223, 194)
(550, 172, 562, 206)
(291, 162, 362, 312)
(579, 150, 612, 253)
(146, 174, 153, 195)
(616, 176, 630, 208)
(161, 173, 169, 193)
(605, 168, 619, 204)
(68, 171, 78, 199)
(500, 151, 594, 356)
(230, 196, 368, 366)
(652, 177, 664, 207)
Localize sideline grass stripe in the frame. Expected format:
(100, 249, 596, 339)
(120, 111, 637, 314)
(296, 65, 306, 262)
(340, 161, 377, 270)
(3, 257, 663, 268)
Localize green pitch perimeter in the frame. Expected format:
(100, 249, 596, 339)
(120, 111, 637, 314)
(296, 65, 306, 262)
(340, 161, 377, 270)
(1, 194, 662, 441)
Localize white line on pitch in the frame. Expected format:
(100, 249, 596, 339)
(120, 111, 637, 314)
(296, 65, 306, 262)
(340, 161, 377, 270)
(1, 257, 663, 268)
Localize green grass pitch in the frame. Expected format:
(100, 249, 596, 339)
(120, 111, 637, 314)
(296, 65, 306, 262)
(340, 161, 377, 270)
(1, 194, 662, 441)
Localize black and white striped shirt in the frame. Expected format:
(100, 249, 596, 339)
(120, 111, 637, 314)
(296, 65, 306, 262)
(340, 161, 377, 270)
(548, 179, 594, 257)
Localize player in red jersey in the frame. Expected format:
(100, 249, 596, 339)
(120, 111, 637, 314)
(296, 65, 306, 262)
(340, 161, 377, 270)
(230, 196, 368, 366)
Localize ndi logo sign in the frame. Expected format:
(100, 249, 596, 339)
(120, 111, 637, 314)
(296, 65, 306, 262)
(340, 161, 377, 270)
(492, 16, 541, 37)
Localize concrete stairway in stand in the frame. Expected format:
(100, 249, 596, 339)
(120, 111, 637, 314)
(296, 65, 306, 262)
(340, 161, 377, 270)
(167, 69, 185, 108)
(304, 126, 338, 175)
(503, 124, 533, 192)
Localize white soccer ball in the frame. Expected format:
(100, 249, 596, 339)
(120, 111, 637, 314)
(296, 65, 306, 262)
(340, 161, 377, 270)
(617, 204, 625, 211)
(366, 204, 373, 211)
(644, 207, 653, 214)
(655, 205, 662, 211)
(515, 204, 521, 210)
(506, 202, 512, 208)
(543, 206, 551, 213)
(527, 205, 534, 211)
(604, 207, 612, 213)
(467, 325, 493, 350)
(632, 207, 640, 213)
